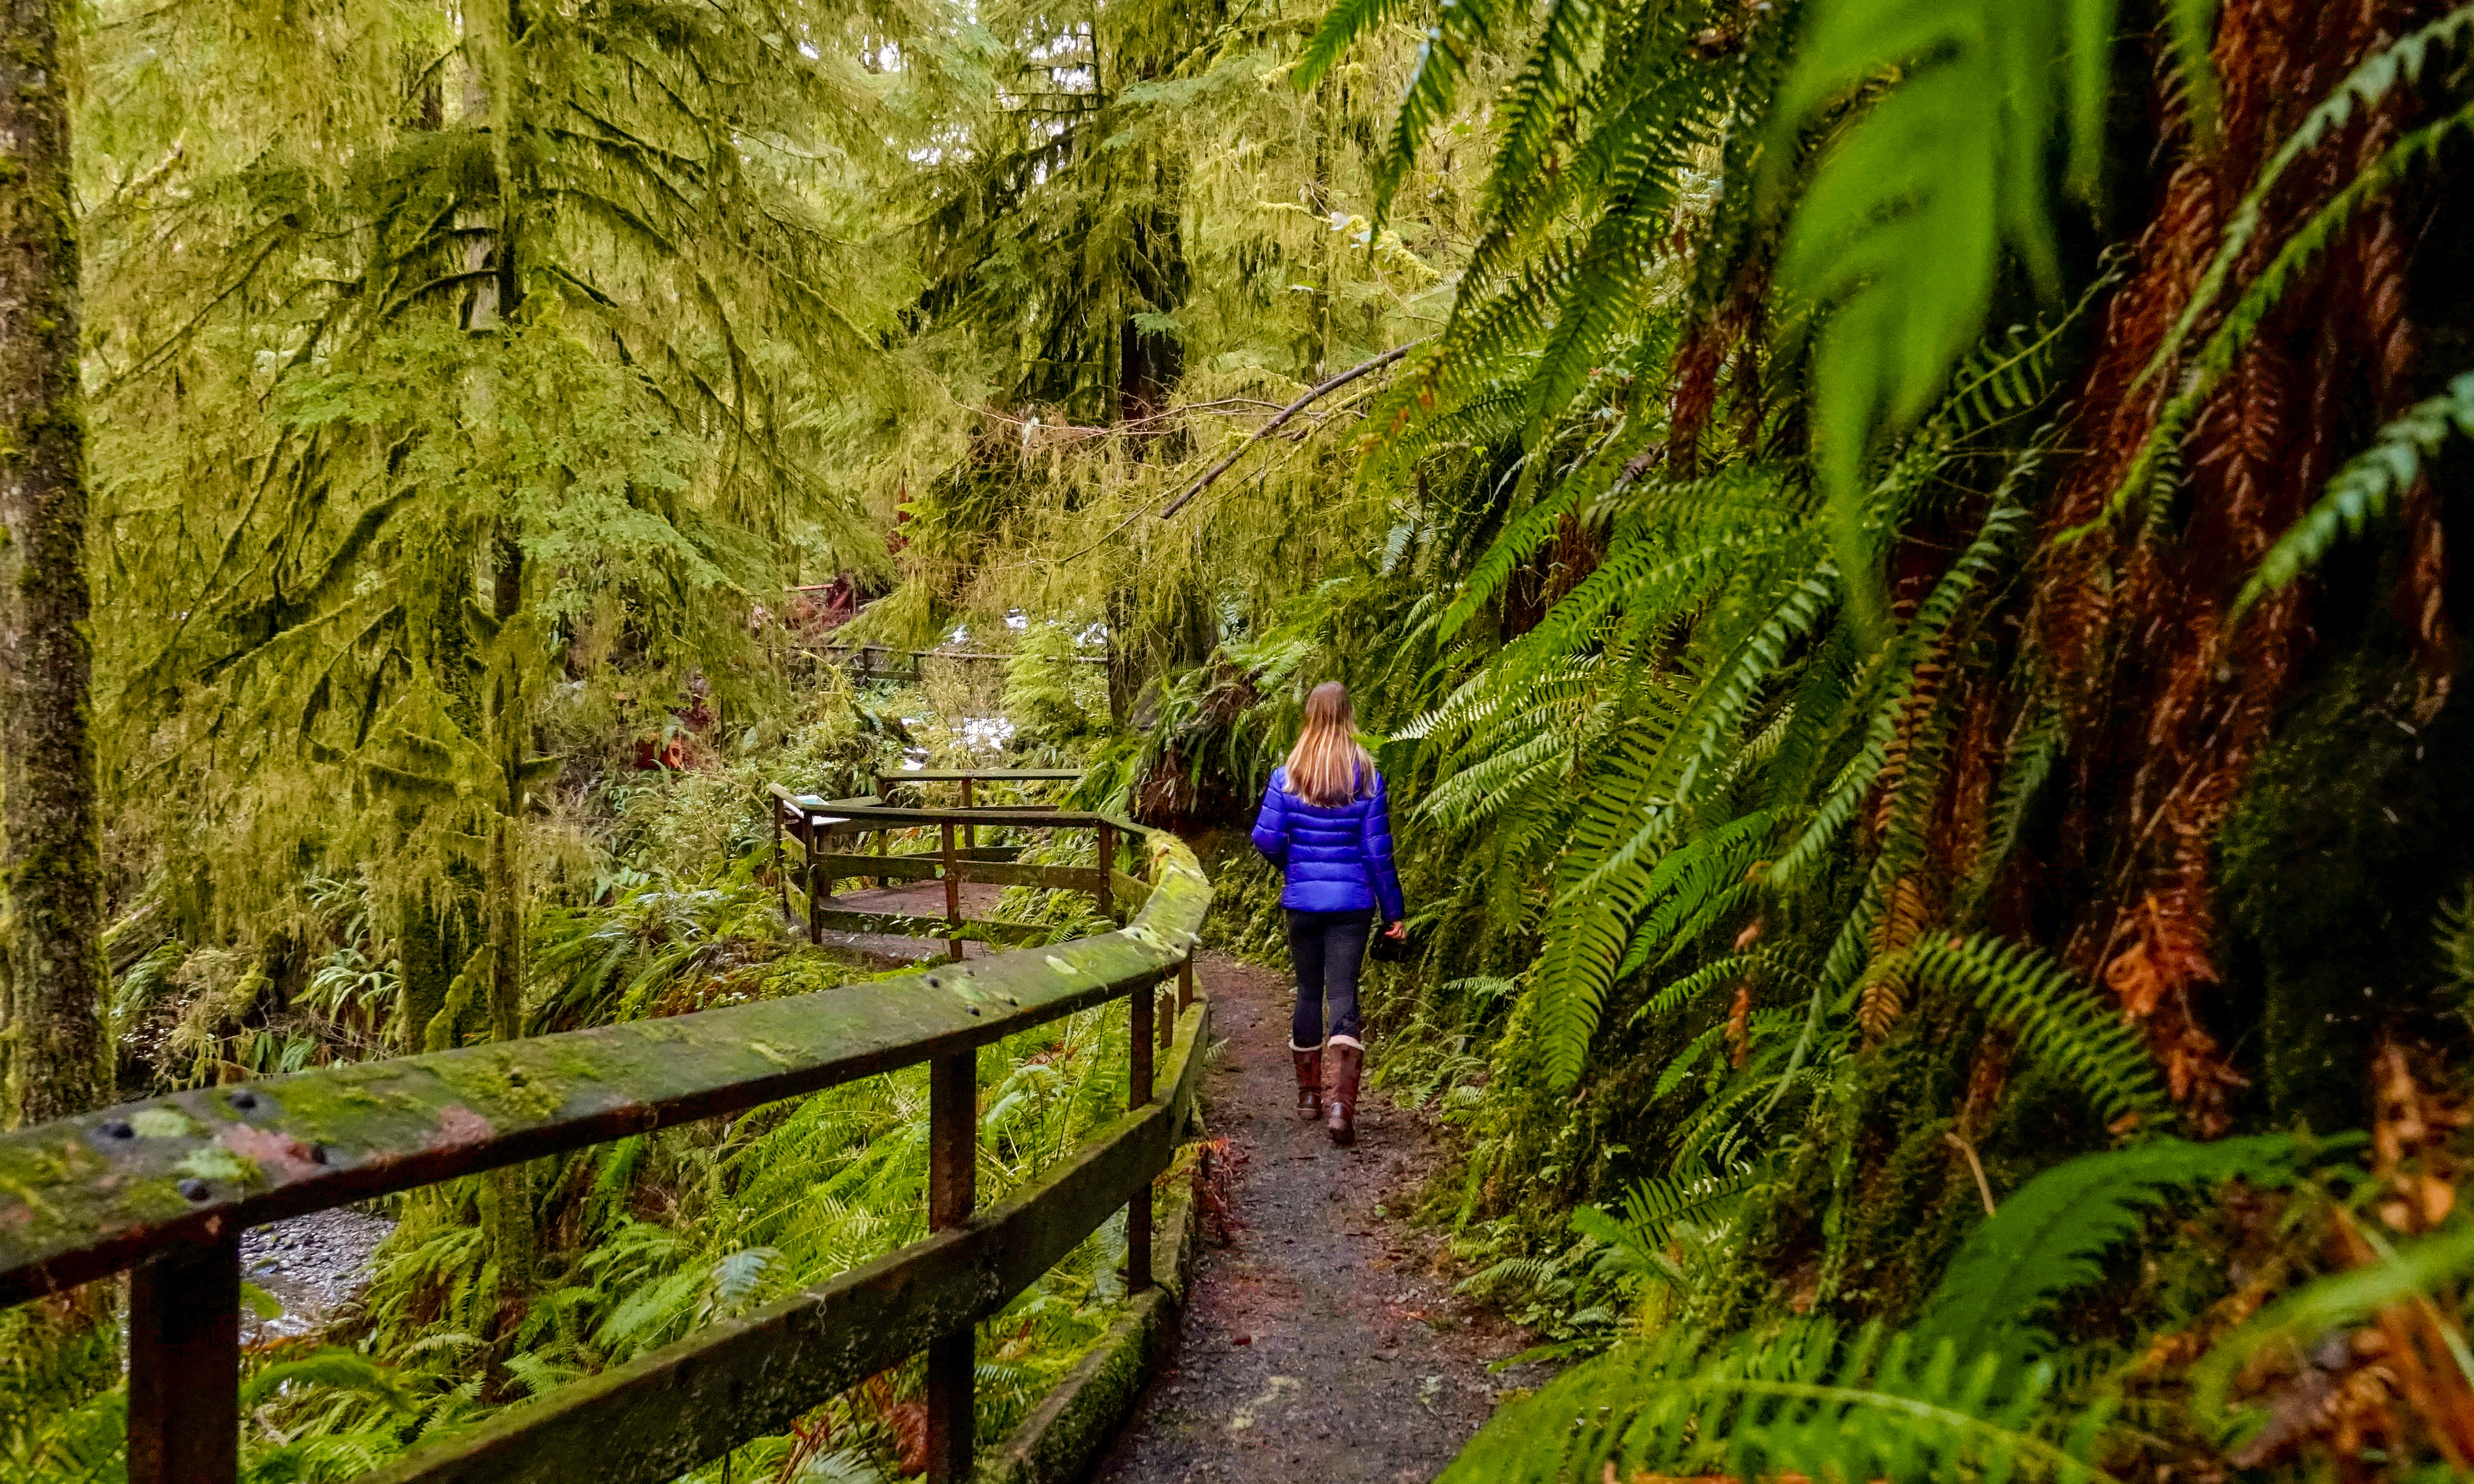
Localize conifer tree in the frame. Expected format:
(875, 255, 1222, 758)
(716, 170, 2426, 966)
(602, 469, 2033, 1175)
(0, 0, 107, 1126)
(81, 0, 920, 1050)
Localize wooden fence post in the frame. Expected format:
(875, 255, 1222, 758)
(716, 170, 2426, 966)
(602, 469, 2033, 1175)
(870, 777, 889, 888)
(1095, 822, 1117, 924)
(772, 797, 786, 919)
(959, 776, 975, 852)
(1164, 954, 1182, 1055)
(127, 1226, 240, 1484)
(1127, 977, 1154, 1295)
(941, 821, 963, 963)
(804, 812, 822, 946)
(925, 1051, 976, 1484)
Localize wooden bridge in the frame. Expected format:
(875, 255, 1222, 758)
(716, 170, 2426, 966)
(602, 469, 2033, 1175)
(0, 770, 1211, 1484)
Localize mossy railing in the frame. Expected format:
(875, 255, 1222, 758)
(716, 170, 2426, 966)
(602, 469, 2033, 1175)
(771, 770, 1147, 956)
(0, 795, 1211, 1484)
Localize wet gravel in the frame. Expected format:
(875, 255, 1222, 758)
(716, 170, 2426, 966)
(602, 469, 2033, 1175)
(1088, 952, 1544, 1484)
(241, 1207, 394, 1341)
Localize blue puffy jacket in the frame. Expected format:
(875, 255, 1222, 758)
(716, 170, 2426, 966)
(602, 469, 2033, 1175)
(1251, 765, 1407, 920)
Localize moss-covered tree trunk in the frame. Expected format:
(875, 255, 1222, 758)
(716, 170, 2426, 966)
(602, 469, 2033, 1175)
(0, 0, 108, 1128)
(484, 543, 529, 1048)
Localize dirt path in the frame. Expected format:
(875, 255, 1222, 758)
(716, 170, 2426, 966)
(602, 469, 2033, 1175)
(1089, 951, 1540, 1484)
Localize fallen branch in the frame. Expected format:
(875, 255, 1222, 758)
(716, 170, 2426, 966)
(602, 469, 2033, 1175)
(1157, 339, 1427, 518)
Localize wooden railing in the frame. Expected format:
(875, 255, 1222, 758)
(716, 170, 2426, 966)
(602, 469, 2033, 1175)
(771, 770, 1139, 959)
(0, 789, 1212, 1484)
(808, 645, 1109, 685)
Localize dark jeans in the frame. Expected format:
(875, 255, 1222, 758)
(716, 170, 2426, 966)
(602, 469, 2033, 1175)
(1287, 908, 1374, 1048)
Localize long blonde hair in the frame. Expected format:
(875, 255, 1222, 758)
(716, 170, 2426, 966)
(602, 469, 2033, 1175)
(1284, 682, 1375, 806)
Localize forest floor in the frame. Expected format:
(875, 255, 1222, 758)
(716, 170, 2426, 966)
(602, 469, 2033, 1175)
(1090, 951, 1544, 1484)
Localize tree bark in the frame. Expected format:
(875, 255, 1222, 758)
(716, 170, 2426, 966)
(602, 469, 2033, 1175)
(1105, 584, 1135, 728)
(397, 901, 467, 1051)
(0, 0, 108, 1128)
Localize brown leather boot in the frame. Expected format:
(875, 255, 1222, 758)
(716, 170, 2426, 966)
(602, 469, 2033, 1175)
(1290, 1043, 1322, 1120)
(1326, 1037, 1362, 1146)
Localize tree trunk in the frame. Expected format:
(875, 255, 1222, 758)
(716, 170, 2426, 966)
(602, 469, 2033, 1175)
(485, 537, 526, 1046)
(0, 0, 107, 1129)
(1106, 584, 1136, 727)
(483, 537, 534, 1324)
(397, 902, 467, 1051)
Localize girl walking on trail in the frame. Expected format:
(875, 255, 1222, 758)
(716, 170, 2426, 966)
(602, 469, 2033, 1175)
(1250, 681, 1407, 1146)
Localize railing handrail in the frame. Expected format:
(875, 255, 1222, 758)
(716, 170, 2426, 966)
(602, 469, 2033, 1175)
(881, 768, 1086, 782)
(808, 644, 1108, 665)
(360, 992, 1209, 1484)
(806, 803, 1111, 827)
(770, 777, 1132, 959)
(0, 802, 1212, 1484)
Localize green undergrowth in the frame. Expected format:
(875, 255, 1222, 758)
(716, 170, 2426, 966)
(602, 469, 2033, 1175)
(1106, 589, 2474, 1479)
(7, 679, 1176, 1484)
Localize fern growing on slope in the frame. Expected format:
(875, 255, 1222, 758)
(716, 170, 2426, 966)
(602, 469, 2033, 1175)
(1879, 933, 2169, 1128)
(1440, 1137, 2380, 1480)
(2237, 371, 2474, 612)
(2093, 9, 2474, 532)
(1437, 1320, 2115, 1484)
(1912, 1135, 2314, 1359)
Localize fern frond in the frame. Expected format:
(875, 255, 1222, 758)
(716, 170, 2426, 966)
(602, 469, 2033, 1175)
(1462, 3, 1716, 305)
(1889, 934, 2168, 1126)
(1634, 946, 1818, 1027)
(2162, 0, 2220, 143)
(1479, 465, 1795, 679)
(1957, 695, 2062, 912)
(1670, 567, 1839, 802)
(1475, 0, 1614, 246)
(1438, 432, 1663, 641)
(1654, 881, 1764, 970)
(1528, 572, 1839, 1089)
(1571, 1164, 1758, 1283)
(2236, 369, 2474, 612)
(1771, 0, 2105, 635)
(1423, 724, 1580, 828)
(2138, 7, 2474, 392)
(1439, 1321, 2114, 1484)
(1653, 1021, 1730, 1099)
(1294, 0, 1421, 88)
(1916, 1135, 2310, 1358)
(1532, 698, 1695, 1088)
(1621, 811, 1775, 970)
(2097, 99, 2474, 534)
(1366, 0, 1526, 221)
(1520, 133, 1709, 428)
(1766, 487, 2028, 892)
(1856, 954, 1907, 1042)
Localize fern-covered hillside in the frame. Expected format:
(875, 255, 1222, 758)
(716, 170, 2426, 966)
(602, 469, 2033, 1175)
(854, 0, 2474, 1475)
(5, 0, 2474, 1478)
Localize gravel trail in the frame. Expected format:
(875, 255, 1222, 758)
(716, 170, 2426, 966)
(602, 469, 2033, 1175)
(1088, 951, 1540, 1484)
